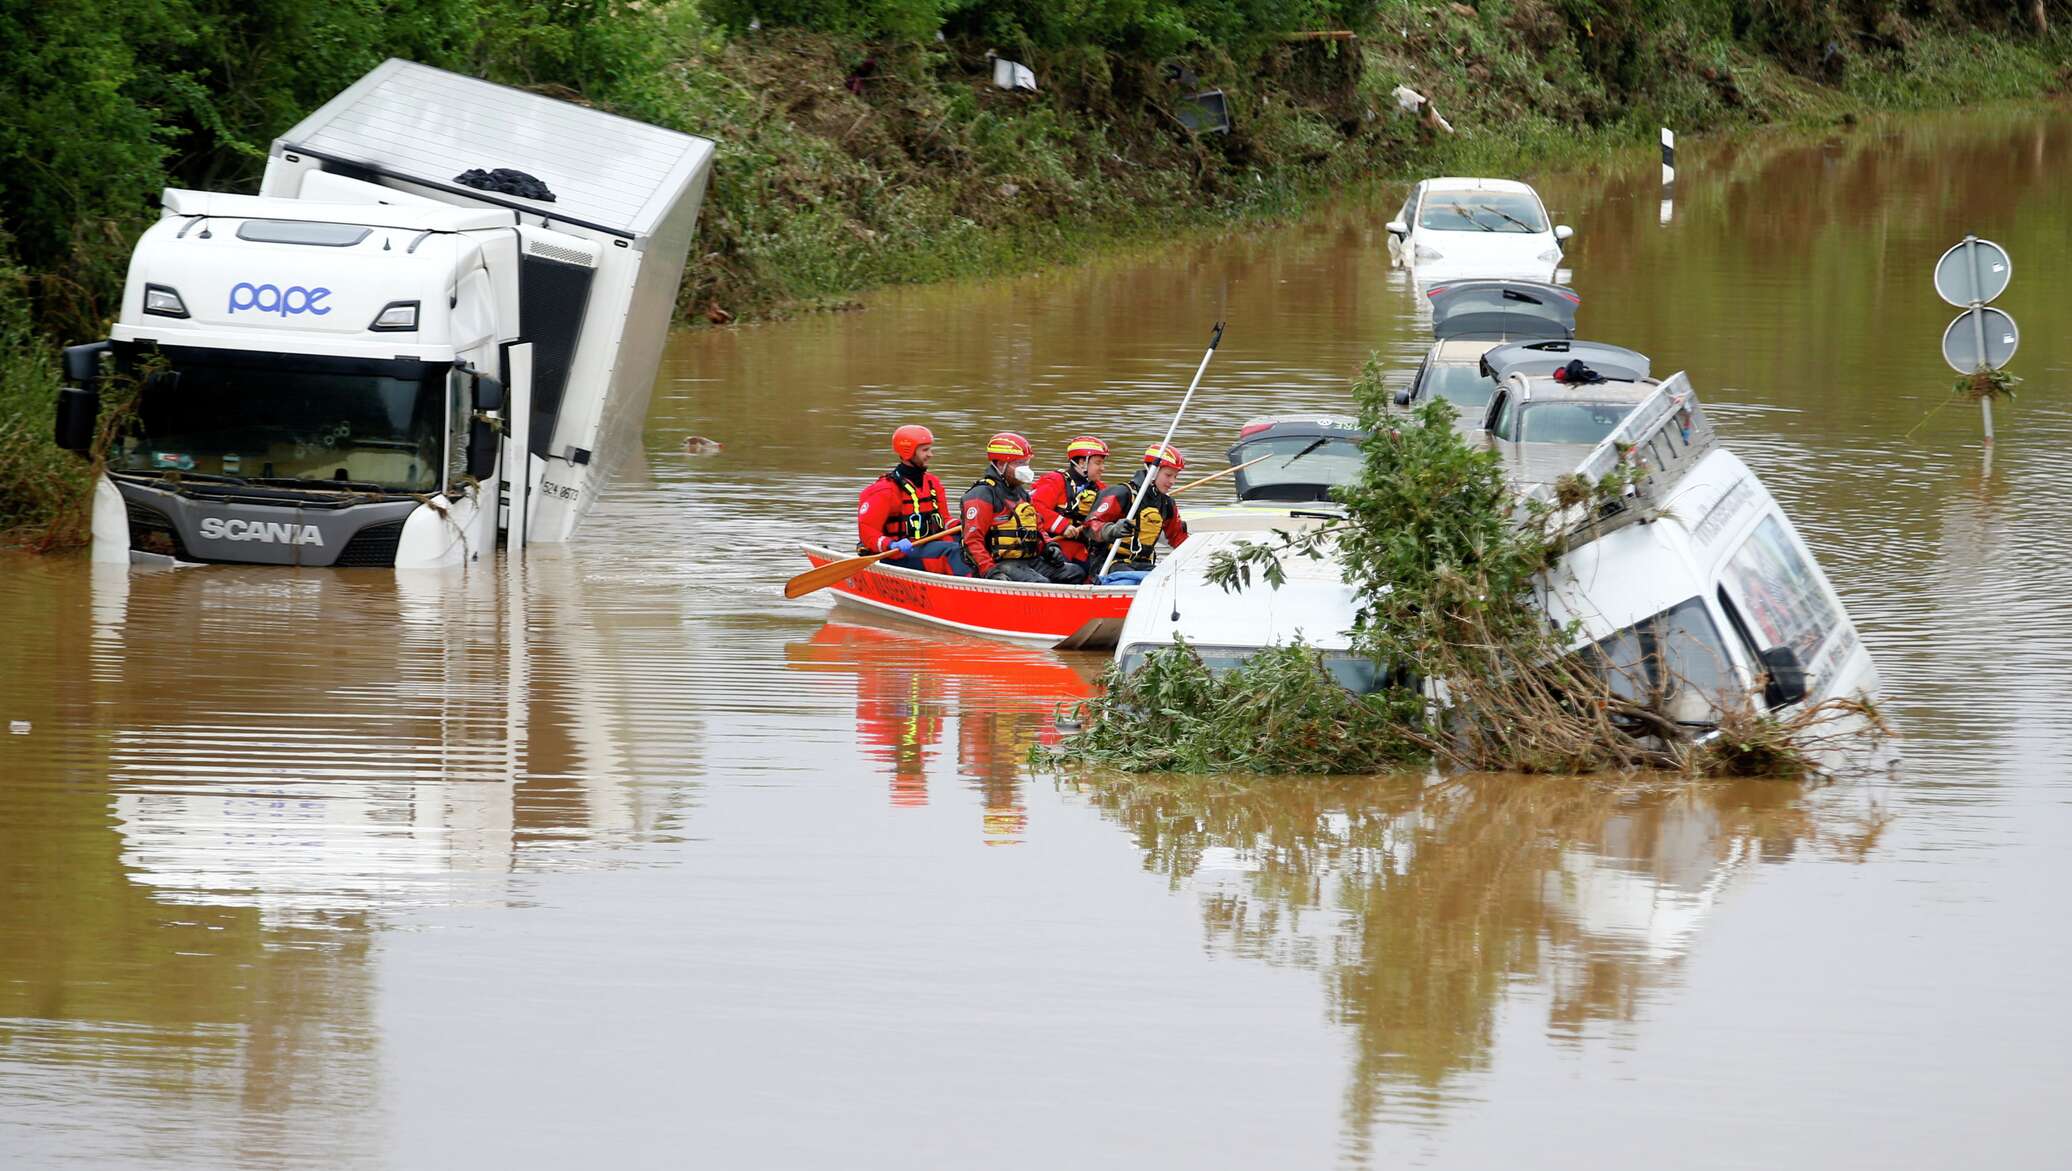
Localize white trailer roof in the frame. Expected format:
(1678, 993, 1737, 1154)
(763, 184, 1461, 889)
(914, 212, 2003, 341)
(160, 189, 512, 232)
(271, 58, 714, 244)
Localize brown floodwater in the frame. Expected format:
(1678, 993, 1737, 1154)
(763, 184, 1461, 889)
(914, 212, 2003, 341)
(4, 105, 2071, 1169)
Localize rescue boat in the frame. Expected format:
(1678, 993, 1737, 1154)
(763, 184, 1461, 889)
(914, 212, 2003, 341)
(797, 544, 1137, 649)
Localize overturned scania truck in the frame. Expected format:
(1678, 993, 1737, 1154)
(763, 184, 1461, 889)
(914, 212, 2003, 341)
(54, 59, 714, 568)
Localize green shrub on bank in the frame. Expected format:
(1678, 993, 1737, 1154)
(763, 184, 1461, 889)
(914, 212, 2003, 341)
(0, 240, 84, 546)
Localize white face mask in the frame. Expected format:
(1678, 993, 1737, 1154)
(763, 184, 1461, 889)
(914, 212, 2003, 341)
(1011, 463, 1035, 485)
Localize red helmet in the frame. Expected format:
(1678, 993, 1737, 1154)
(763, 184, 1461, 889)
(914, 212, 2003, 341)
(1065, 435, 1109, 460)
(1143, 442, 1185, 470)
(891, 424, 934, 463)
(984, 431, 1034, 461)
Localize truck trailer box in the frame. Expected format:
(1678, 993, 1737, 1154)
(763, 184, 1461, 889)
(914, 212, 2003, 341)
(261, 59, 715, 544)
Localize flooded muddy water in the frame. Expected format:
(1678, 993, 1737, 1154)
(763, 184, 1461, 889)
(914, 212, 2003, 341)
(5, 106, 2071, 1168)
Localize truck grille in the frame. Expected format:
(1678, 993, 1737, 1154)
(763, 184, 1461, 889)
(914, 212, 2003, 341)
(125, 501, 190, 560)
(334, 520, 405, 567)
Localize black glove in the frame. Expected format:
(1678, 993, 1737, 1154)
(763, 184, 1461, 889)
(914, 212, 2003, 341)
(1040, 542, 1065, 565)
(1097, 521, 1126, 543)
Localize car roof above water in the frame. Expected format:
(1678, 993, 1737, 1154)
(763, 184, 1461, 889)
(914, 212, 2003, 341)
(1506, 375, 1659, 407)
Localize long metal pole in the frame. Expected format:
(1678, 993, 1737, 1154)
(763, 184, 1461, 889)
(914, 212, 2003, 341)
(1964, 238, 1994, 446)
(506, 342, 534, 554)
(1097, 322, 1224, 579)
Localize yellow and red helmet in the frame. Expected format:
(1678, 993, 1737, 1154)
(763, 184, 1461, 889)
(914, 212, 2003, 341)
(984, 431, 1034, 461)
(891, 424, 934, 463)
(1143, 442, 1185, 470)
(1065, 435, 1109, 460)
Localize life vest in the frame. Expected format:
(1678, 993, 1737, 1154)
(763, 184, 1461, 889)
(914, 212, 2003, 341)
(870, 465, 946, 545)
(1097, 475, 1177, 564)
(964, 472, 1045, 561)
(1052, 467, 1101, 522)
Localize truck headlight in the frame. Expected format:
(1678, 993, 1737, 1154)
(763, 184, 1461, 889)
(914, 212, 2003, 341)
(369, 301, 420, 332)
(1414, 245, 1445, 261)
(1538, 248, 1562, 262)
(143, 284, 189, 318)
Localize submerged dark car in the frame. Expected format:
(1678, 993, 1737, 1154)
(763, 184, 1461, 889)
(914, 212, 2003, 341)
(1224, 415, 1369, 503)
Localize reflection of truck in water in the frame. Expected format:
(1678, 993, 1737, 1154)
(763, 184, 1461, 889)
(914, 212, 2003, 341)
(53, 60, 714, 569)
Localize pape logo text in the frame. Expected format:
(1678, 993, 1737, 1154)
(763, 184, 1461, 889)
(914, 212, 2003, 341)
(227, 282, 333, 317)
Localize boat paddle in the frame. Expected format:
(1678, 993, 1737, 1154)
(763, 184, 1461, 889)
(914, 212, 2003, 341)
(1167, 452, 1273, 497)
(1097, 321, 1226, 579)
(784, 526, 964, 599)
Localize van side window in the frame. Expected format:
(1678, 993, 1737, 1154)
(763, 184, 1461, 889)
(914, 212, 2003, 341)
(1719, 516, 1841, 664)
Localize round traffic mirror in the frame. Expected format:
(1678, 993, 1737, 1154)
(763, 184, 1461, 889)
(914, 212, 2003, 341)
(1941, 307, 2019, 374)
(1933, 236, 2012, 307)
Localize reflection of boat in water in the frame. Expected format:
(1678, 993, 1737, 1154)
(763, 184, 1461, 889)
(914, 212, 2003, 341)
(796, 544, 1135, 649)
(1068, 769, 1882, 1139)
(785, 618, 1099, 842)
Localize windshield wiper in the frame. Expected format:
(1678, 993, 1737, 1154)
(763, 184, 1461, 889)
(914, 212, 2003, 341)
(1476, 203, 1537, 233)
(125, 469, 250, 486)
(1450, 205, 1496, 232)
(1280, 437, 1331, 468)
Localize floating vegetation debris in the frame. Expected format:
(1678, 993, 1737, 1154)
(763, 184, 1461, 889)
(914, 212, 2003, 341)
(1956, 367, 2019, 401)
(1034, 641, 1424, 776)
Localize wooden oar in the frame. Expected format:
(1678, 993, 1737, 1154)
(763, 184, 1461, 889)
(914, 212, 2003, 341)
(1168, 452, 1274, 497)
(784, 526, 964, 599)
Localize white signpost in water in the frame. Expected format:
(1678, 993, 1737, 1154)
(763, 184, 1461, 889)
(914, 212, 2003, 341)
(1935, 235, 2016, 445)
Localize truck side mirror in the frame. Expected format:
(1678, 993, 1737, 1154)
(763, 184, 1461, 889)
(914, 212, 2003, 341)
(473, 374, 505, 413)
(55, 388, 99, 454)
(1553, 224, 1574, 242)
(63, 341, 111, 385)
(1385, 220, 1408, 237)
(467, 417, 500, 482)
(1759, 645, 1808, 709)
(1392, 389, 1411, 407)
(54, 342, 112, 455)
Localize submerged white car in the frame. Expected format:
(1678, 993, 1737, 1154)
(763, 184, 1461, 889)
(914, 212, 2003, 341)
(1386, 178, 1572, 283)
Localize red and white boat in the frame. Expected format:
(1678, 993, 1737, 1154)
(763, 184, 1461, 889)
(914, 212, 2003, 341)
(797, 544, 1136, 649)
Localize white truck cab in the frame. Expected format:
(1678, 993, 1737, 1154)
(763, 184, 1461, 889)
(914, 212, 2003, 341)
(55, 59, 714, 570)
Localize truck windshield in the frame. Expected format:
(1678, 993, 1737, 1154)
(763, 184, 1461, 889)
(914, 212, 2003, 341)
(111, 349, 450, 492)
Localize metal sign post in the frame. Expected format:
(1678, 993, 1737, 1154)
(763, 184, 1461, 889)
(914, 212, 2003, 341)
(1659, 128, 1675, 225)
(1934, 235, 2016, 446)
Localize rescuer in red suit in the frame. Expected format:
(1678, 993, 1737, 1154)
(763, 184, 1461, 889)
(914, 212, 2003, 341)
(1029, 434, 1108, 575)
(1085, 443, 1189, 583)
(951, 432, 1086, 584)
(857, 424, 956, 572)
